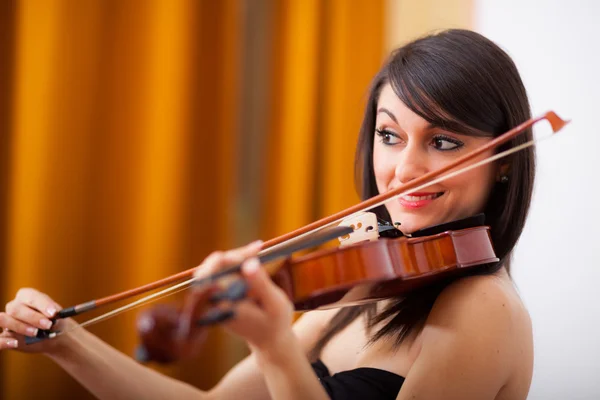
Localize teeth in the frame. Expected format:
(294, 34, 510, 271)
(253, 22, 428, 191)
(402, 193, 441, 201)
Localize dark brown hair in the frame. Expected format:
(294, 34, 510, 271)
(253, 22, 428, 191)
(309, 29, 535, 360)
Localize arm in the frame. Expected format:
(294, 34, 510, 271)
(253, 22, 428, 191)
(0, 288, 214, 400)
(396, 276, 519, 400)
(1, 288, 335, 400)
(224, 258, 330, 400)
(50, 308, 335, 400)
(0, 242, 335, 400)
(254, 331, 330, 400)
(47, 323, 209, 400)
(210, 307, 338, 400)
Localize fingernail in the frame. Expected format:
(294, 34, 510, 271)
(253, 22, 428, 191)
(46, 307, 56, 317)
(242, 258, 260, 275)
(196, 309, 235, 326)
(40, 319, 53, 329)
(6, 339, 18, 348)
(26, 327, 38, 337)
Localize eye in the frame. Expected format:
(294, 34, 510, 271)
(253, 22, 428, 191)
(375, 128, 401, 145)
(431, 135, 463, 151)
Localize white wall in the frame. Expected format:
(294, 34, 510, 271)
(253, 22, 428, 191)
(475, 1, 600, 399)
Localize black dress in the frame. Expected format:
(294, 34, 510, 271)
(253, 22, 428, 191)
(312, 359, 405, 399)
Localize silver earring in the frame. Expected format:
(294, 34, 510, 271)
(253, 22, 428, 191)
(500, 175, 509, 183)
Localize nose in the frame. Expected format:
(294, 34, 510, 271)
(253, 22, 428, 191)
(394, 143, 429, 183)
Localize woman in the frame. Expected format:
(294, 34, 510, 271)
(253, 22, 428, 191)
(0, 29, 535, 399)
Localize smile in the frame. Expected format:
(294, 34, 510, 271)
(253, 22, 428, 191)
(398, 192, 444, 208)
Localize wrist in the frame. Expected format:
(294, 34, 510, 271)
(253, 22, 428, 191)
(253, 330, 303, 370)
(43, 320, 86, 360)
(252, 330, 330, 400)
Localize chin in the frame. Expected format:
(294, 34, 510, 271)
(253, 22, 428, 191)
(390, 213, 442, 235)
(394, 218, 426, 235)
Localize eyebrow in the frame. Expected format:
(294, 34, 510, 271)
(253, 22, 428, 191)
(377, 107, 398, 123)
(377, 107, 438, 130)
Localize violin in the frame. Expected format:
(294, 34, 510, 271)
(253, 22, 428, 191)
(135, 213, 494, 363)
(27, 111, 569, 364)
(272, 213, 498, 310)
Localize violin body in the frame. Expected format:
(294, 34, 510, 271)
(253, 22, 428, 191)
(273, 225, 499, 310)
(134, 223, 498, 363)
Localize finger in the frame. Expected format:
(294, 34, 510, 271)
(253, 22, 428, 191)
(193, 240, 263, 283)
(193, 251, 225, 281)
(15, 288, 61, 318)
(219, 299, 269, 344)
(224, 298, 264, 326)
(186, 284, 219, 314)
(241, 257, 289, 315)
(6, 300, 54, 331)
(215, 240, 264, 274)
(178, 284, 219, 338)
(0, 336, 19, 350)
(0, 313, 44, 337)
(228, 239, 264, 261)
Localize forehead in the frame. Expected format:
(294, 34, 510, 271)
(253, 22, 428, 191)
(376, 83, 430, 130)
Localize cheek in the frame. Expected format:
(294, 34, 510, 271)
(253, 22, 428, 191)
(448, 166, 496, 208)
(372, 148, 392, 192)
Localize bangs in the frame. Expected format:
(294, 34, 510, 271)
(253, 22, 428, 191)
(386, 46, 506, 138)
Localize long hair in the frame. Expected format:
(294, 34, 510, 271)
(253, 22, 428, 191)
(309, 29, 535, 360)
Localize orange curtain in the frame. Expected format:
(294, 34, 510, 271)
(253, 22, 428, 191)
(1, 1, 241, 397)
(0, 0, 386, 398)
(262, 0, 386, 239)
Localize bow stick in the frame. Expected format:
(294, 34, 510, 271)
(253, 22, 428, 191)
(28, 110, 569, 343)
(25, 224, 354, 343)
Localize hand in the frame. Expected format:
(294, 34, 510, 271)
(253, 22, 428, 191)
(185, 240, 297, 356)
(137, 240, 281, 364)
(135, 286, 217, 364)
(223, 255, 296, 354)
(0, 288, 74, 354)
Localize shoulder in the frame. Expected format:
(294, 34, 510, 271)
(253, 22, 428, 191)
(396, 271, 533, 399)
(425, 271, 530, 339)
(423, 271, 533, 373)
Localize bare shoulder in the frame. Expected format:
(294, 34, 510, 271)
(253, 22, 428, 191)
(426, 270, 531, 334)
(403, 269, 534, 399)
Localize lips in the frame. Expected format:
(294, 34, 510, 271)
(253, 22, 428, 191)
(401, 192, 444, 201)
(398, 191, 444, 209)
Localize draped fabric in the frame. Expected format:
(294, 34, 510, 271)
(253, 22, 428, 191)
(0, 0, 386, 398)
(1, 0, 243, 396)
(261, 0, 386, 240)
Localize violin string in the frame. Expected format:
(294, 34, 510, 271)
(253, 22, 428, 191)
(59, 131, 552, 335)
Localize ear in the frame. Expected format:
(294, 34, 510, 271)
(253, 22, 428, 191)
(496, 163, 510, 182)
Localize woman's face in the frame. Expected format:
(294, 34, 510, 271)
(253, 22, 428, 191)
(373, 84, 499, 234)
